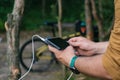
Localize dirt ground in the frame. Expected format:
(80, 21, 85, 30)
(0, 30, 64, 80)
(0, 30, 84, 80)
(0, 29, 99, 80)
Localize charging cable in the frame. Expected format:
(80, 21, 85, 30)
(18, 34, 74, 80)
(67, 72, 73, 80)
(18, 35, 38, 80)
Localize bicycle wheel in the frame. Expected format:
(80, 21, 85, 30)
(19, 38, 54, 72)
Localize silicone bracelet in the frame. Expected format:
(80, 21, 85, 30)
(69, 56, 78, 68)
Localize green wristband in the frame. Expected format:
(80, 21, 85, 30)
(69, 56, 78, 68)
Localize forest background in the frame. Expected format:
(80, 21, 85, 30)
(0, 0, 115, 80)
(0, 0, 114, 33)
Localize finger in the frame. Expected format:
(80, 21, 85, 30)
(68, 37, 78, 42)
(69, 41, 82, 47)
(69, 36, 84, 42)
(48, 45, 59, 53)
(74, 51, 80, 56)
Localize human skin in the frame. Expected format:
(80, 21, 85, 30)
(48, 37, 111, 79)
(68, 37, 109, 56)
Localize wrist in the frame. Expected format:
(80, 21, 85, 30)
(69, 55, 78, 68)
(69, 55, 80, 74)
(95, 42, 108, 54)
(94, 43, 100, 53)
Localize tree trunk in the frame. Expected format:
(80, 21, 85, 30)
(90, 0, 104, 41)
(85, 0, 93, 40)
(57, 0, 62, 37)
(103, 17, 114, 40)
(57, 0, 66, 79)
(5, 0, 24, 80)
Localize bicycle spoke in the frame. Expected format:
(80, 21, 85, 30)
(19, 38, 53, 72)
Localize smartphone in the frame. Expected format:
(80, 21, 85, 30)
(39, 36, 80, 74)
(39, 36, 69, 50)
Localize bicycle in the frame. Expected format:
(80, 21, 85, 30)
(19, 21, 86, 72)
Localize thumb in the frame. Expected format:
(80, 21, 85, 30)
(69, 41, 81, 47)
(48, 45, 59, 53)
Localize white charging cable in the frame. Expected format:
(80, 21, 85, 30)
(18, 35, 39, 80)
(18, 34, 74, 80)
(67, 72, 73, 80)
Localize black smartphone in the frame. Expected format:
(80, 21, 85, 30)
(39, 37, 69, 50)
(39, 36, 80, 74)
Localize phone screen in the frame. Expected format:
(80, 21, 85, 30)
(46, 38, 69, 50)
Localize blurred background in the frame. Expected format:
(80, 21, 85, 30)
(0, 0, 114, 80)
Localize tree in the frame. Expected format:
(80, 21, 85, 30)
(57, 0, 62, 37)
(90, 0, 104, 41)
(85, 0, 93, 40)
(85, 0, 114, 41)
(5, 0, 24, 80)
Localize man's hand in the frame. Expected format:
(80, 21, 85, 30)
(48, 37, 111, 79)
(68, 37, 109, 56)
(48, 45, 75, 67)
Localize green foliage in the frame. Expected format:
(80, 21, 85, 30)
(0, 0, 14, 31)
(62, 0, 85, 22)
(50, 4, 57, 20)
(21, 0, 114, 31)
(22, 10, 42, 30)
(102, 0, 114, 30)
(0, 19, 5, 31)
(0, 0, 114, 31)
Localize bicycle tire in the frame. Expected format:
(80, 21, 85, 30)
(19, 38, 54, 72)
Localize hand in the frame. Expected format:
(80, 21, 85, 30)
(48, 45, 75, 67)
(68, 37, 97, 56)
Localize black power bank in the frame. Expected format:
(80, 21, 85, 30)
(39, 36, 80, 74)
(40, 37, 69, 50)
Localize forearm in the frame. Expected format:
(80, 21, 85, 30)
(95, 42, 109, 54)
(74, 54, 111, 79)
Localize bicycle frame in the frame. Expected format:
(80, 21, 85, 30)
(35, 32, 81, 60)
(19, 22, 84, 72)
